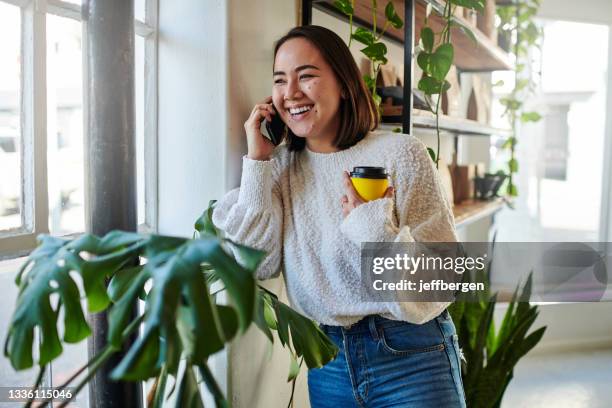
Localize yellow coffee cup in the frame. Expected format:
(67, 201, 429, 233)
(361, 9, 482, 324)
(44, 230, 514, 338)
(350, 166, 389, 201)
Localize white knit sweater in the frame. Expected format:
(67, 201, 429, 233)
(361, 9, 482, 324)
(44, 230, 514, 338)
(212, 130, 458, 326)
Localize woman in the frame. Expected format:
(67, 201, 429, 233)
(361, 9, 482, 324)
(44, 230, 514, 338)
(212, 25, 466, 407)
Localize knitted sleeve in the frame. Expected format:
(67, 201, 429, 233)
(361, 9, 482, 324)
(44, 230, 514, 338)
(212, 156, 283, 280)
(339, 136, 458, 323)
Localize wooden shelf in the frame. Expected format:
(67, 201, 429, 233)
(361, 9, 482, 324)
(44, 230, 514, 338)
(312, 0, 513, 71)
(453, 198, 505, 228)
(379, 109, 512, 137)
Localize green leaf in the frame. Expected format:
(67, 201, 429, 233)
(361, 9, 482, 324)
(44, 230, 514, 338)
(427, 147, 437, 162)
(4, 236, 93, 369)
(417, 52, 431, 73)
(521, 112, 541, 122)
(361, 42, 388, 64)
(372, 92, 382, 107)
(108, 265, 144, 302)
(420, 27, 434, 53)
(508, 158, 518, 173)
(384, 1, 404, 29)
(493, 80, 505, 87)
(351, 27, 375, 46)
(502, 136, 516, 149)
(174, 364, 204, 408)
(430, 43, 454, 81)
(363, 74, 375, 90)
(507, 182, 518, 196)
(287, 354, 300, 382)
(194, 200, 218, 237)
(500, 97, 522, 111)
(515, 79, 530, 91)
(418, 76, 451, 95)
(253, 291, 274, 343)
(225, 239, 266, 273)
(333, 0, 353, 15)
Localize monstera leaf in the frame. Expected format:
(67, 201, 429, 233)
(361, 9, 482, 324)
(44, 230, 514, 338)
(4, 201, 339, 408)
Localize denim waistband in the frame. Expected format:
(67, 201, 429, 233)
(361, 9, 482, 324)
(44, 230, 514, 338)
(320, 309, 449, 337)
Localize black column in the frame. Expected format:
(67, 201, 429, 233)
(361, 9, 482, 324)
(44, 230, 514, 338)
(403, 0, 415, 134)
(85, 0, 141, 407)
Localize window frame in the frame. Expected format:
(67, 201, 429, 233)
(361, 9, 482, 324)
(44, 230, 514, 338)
(0, 0, 159, 259)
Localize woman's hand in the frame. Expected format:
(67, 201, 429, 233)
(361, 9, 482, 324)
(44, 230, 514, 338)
(341, 171, 394, 218)
(244, 96, 277, 161)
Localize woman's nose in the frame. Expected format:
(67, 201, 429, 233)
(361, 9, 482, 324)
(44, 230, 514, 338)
(284, 79, 304, 101)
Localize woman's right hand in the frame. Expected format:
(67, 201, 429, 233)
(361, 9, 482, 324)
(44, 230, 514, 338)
(244, 96, 276, 161)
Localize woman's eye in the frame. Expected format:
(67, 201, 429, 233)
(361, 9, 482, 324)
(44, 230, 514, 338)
(300, 74, 314, 80)
(274, 79, 286, 84)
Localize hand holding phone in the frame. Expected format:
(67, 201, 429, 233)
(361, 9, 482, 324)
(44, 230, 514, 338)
(260, 105, 287, 147)
(244, 96, 282, 160)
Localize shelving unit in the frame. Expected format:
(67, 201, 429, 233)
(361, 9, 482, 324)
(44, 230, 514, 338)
(303, 0, 513, 229)
(311, 0, 512, 71)
(453, 198, 505, 229)
(381, 109, 512, 137)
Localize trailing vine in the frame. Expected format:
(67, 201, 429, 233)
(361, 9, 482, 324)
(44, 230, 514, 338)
(417, 0, 485, 169)
(334, 0, 404, 110)
(497, 0, 543, 197)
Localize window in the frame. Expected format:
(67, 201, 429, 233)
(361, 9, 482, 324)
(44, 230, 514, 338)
(0, 0, 159, 402)
(0, 0, 158, 258)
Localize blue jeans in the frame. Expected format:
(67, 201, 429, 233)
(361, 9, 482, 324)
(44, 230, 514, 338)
(308, 310, 466, 407)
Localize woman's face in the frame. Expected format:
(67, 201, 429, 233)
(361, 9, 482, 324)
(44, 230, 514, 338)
(273, 37, 343, 146)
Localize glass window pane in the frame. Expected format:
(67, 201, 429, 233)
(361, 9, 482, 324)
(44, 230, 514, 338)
(61, 0, 145, 21)
(136, 0, 146, 22)
(0, 258, 43, 390)
(0, 3, 22, 231)
(47, 15, 85, 235)
(136, 36, 145, 226)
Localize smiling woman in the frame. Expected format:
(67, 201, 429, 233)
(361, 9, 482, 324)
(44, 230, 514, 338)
(271, 26, 378, 153)
(212, 25, 465, 407)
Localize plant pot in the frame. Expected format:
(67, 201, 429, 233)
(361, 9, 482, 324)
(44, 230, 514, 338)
(474, 173, 507, 200)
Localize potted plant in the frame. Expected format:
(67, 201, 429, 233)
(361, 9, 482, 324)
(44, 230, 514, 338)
(4, 201, 338, 408)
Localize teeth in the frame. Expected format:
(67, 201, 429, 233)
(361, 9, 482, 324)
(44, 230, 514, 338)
(289, 105, 313, 115)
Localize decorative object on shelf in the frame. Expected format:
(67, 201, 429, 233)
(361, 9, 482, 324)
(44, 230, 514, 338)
(474, 172, 507, 200)
(467, 74, 492, 125)
(496, 0, 543, 198)
(438, 158, 455, 208)
(441, 65, 461, 117)
(333, 0, 404, 112)
(449, 154, 482, 204)
(416, 0, 485, 169)
(449, 241, 546, 407)
(4, 202, 338, 408)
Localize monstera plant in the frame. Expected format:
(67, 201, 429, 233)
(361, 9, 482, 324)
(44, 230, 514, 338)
(4, 201, 338, 408)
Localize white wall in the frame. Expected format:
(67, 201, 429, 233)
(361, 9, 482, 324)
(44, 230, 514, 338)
(157, 0, 228, 237)
(539, 0, 612, 25)
(225, 1, 309, 407)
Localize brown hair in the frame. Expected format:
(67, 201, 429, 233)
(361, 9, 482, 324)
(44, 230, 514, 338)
(273, 25, 379, 151)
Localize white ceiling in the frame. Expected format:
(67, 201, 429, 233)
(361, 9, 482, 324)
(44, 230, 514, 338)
(538, 0, 612, 25)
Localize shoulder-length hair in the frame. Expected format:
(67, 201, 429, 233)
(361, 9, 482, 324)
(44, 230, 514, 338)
(273, 25, 379, 151)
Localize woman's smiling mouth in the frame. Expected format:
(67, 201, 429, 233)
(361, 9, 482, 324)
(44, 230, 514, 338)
(288, 104, 314, 120)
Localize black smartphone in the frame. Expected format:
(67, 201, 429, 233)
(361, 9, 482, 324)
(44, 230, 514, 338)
(260, 105, 286, 146)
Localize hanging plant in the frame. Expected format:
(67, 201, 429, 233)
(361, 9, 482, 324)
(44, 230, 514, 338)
(496, 0, 543, 197)
(417, 0, 485, 168)
(333, 0, 404, 110)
